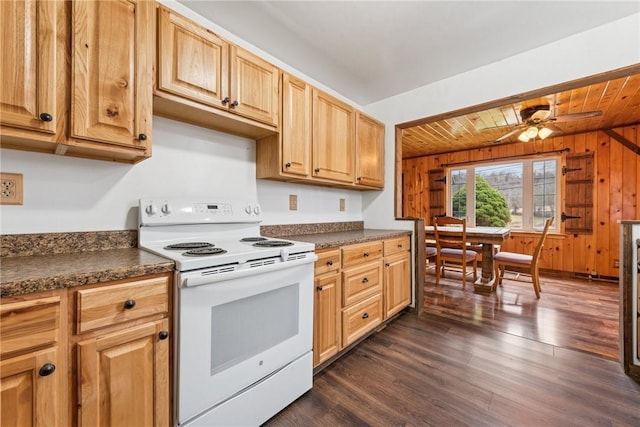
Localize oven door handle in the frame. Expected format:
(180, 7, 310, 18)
(180, 253, 318, 288)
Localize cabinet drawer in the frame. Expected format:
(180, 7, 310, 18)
(0, 296, 61, 358)
(315, 249, 341, 275)
(342, 241, 383, 268)
(76, 276, 169, 334)
(342, 293, 382, 347)
(342, 261, 382, 306)
(384, 236, 411, 256)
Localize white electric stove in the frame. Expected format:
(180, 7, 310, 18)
(138, 197, 316, 426)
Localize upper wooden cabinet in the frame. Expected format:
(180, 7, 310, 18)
(155, 6, 279, 137)
(0, 0, 154, 163)
(355, 112, 385, 189)
(257, 78, 384, 190)
(0, 0, 58, 135)
(70, 0, 153, 152)
(312, 89, 355, 184)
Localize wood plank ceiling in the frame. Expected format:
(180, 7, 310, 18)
(400, 70, 640, 159)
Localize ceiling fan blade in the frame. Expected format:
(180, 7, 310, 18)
(551, 110, 603, 123)
(545, 123, 563, 134)
(494, 127, 523, 142)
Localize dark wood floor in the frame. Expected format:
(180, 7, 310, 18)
(265, 270, 640, 426)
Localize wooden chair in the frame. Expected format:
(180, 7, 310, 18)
(492, 217, 554, 298)
(425, 243, 437, 272)
(433, 216, 478, 287)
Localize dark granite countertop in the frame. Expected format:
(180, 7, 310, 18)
(278, 229, 412, 250)
(0, 248, 174, 298)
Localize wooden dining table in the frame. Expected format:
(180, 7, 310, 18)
(424, 225, 511, 292)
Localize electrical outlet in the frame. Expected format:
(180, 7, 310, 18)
(339, 198, 345, 211)
(289, 194, 298, 211)
(0, 173, 23, 205)
(613, 259, 619, 268)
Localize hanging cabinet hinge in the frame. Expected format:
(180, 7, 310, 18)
(561, 212, 581, 222)
(435, 176, 447, 184)
(562, 166, 582, 176)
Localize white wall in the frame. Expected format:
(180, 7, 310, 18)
(361, 13, 640, 230)
(0, 116, 364, 234)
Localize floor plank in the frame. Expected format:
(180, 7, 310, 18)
(265, 272, 640, 426)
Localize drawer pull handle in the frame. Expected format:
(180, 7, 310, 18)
(39, 363, 56, 377)
(397, 244, 403, 248)
(362, 312, 369, 319)
(316, 286, 324, 291)
(222, 97, 230, 105)
(39, 112, 53, 122)
(364, 252, 369, 257)
(285, 162, 291, 168)
(138, 133, 147, 141)
(327, 260, 333, 266)
(123, 299, 136, 310)
(362, 277, 369, 283)
(159, 331, 169, 340)
(385, 263, 390, 267)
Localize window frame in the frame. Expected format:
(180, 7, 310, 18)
(446, 155, 560, 232)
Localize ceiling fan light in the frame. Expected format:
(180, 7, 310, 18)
(518, 131, 530, 142)
(526, 126, 538, 138)
(538, 126, 553, 139)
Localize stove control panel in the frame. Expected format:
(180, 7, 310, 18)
(139, 198, 262, 225)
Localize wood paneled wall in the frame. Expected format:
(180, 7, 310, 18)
(402, 125, 639, 278)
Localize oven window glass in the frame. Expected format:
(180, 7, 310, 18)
(210, 283, 300, 375)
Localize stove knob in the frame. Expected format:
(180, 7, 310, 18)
(145, 204, 157, 215)
(253, 205, 261, 215)
(245, 205, 252, 215)
(161, 203, 171, 215)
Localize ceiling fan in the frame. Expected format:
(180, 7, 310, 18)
(494, 104, 603, 143)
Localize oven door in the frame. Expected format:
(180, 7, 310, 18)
(176, 260, 314, 424)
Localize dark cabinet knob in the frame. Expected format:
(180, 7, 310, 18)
(39, 113, 53, 122)
(222, 97, 230, 105)
(316, 286, 324, 292)
(363, 252, 369, 257)
(326, 260, 333, 266)
(356, 176, 362, 181)
(314, 168, 320, 174)
(385, 263, 390, 267)
(138, 133, 147, 141)
(123, 299, 136, 310)
(285, 162, 292, 168)
(362, 312, 369, 319)
(159, 331, 169, 340)
(362, 277, 369, 283)
(39, 363, 56, 377)
(230, 100, 239, 108)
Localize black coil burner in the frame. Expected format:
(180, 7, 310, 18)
(164, 242, 214, 250)
(183, 247, 228, 257)
(240, 237, 268, 242)
(253, 240, 294, 248)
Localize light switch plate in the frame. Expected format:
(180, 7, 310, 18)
(289, 194, 298, 211)
(339, 198, 345, 211)
(0, 173, 23, 205)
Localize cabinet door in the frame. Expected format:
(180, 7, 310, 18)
(355, 111, 385, 188)
(0, 347, 60, 427)
(312, 89, 355, 183)
(384, 251, 411, 319)
(229, 45, 279, 126)
(78, 319, 170, 427)
(0, 0, 57, 133)
(157, 5, 229, 109)
(314, 272, 341, 367)
(71, 0, 152, 150)
(281, 73, 312, 177)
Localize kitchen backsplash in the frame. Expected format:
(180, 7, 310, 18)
(1, 230, 138, 257)
(261, 221, 364, 237)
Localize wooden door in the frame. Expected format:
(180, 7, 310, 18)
(314, 272, 341, 367)
(428, 168, 447, 222)
(157, 5, 228, 110)
(229, 45, 279, 126)
(71, 0, 153, 149)
(78, 319, 170, 427)
(383, 251, 411, 319)
(281, 73, 312, 177)
(355, 111, 385, 188)
(563, 152, 594, 234)
(312, 89, 355, 183)
(0, 347, 60, 427)
(0, 0, 57, 134)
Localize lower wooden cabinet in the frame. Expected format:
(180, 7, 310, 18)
(0, 273, 172, 427)
(77, 318, 170, 427)
(0, 347, 61, 427)
(312, 235, 411, 370)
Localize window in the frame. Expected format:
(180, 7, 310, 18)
(447, 156, 559, 231)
